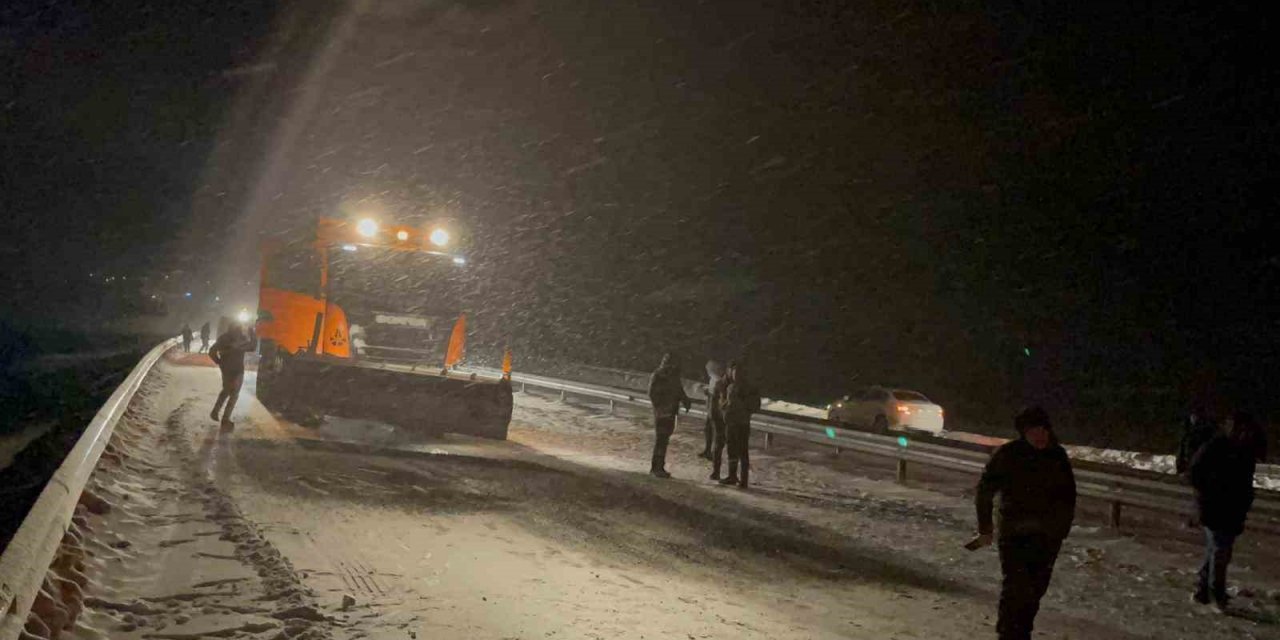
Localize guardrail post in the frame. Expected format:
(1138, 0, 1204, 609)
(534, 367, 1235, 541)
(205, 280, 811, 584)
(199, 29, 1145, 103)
(559, 389, 566, 402)
(608, 399, 615, 415)
(764, 432, 774, 449)
(896, 458, 908, 484)
(521, 382, 526, 393)
(834, 446, 842, 456)
(1108, 501, 1122, 530)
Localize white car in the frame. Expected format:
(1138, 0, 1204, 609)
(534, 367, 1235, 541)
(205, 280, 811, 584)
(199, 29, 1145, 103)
(827, 386, 945, 434)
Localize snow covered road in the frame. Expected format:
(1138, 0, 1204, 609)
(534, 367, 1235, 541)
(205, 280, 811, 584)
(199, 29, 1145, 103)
(58, 352, 1279, 639)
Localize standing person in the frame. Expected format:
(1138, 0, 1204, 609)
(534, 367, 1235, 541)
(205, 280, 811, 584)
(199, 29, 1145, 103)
(647, 353, 691, 478)
(1176, 407, 1218, 475)
(181, 323, 194, 353)
(718, 362, 760, 488)
(208, 324, 253, 427)
(972, 406, 1076, 640)
(707, 365, 732, 480)
(700, 360, 726, 461)
(199, 321, 211, 353)
(1189, 411, 1260, 611)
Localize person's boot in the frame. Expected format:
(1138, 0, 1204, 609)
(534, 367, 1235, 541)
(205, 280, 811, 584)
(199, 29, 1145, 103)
(738, 461, 749, 489)
(719, 461, 738, 485)
(650, 468, 671, 479)
(210, 406, 221, 422)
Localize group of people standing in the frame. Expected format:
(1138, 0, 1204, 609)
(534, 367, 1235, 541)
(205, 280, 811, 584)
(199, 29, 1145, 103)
(646, 355, 760, 487)
(179, 321, 212, 353)
(643, 354, 1267, 639)
(975, 405, 1266, 640)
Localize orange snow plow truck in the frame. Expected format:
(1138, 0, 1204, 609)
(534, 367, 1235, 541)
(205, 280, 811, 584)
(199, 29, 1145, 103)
(254, 217, 512, 439)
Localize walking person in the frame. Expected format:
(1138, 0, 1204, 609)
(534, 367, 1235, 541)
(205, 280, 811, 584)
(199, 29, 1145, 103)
(972, 406, 1076, 640)
(199, 321, 211, 353)
(718, 362, 760, 488)
(1189, 411, 1261, 611)
(208, 324, 254, 428)
(647, 353, 691, 478)
(700, 360, 726, 461)
(181, 323, 194, 353)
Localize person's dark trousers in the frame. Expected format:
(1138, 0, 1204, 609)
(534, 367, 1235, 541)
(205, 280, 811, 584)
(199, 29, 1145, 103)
(183, 339, 191, 353)
(725, 422, 750, 485)
(997, 534, 1062, 640)
(212, 368, 245, 423)
(701, 414, 714, 457)
(651, 415, 676, 473)
(1197, 527, 1237, 603)
(710, 420, 727, 477)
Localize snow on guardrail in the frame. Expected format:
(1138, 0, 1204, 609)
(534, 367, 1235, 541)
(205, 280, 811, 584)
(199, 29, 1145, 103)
(0, 337, 178, 638)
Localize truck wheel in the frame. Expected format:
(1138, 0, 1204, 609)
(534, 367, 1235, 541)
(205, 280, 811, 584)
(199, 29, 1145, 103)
(256, 339, 285, 408)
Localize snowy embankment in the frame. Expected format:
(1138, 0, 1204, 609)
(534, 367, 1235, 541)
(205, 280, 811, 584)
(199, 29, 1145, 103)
(761, 400, 1280, 491)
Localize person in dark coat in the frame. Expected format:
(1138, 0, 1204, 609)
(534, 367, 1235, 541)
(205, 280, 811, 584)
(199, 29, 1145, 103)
(700, 360, 726, 461)
(1176, 408, 1218, 475)
(708, 368, 731, 480)
(181, 323, 194, 353)
(1189, 411, 1260, 610)
(974, 406, 1076, 640)
(199, 321, 212, 353)
(718, 362, 760, 488)
(208, 324, 254, 427)
(647, 353, 691, 478)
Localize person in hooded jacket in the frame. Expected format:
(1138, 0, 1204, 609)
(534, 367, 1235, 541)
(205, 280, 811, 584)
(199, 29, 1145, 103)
(1189, 411, 1261, 611)
(199, 321, 212, 353)
(208, 324, 255, 427)
(973, 406, 1076, 640)
(718, 362, 760, 488)
(181, 323, 194, 353)
(647, 353, 691, 478)
(700, 360, 726, 461)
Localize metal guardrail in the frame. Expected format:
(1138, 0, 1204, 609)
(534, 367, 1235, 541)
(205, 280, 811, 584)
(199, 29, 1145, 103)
(0, 338, 179, 638)
(478, 367, 1280, 535)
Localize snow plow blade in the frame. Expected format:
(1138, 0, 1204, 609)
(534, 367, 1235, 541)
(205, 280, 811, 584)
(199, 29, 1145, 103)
(257, 353, 512, 440)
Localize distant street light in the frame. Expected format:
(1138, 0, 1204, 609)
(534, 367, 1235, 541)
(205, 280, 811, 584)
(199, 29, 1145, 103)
(357, 218, 379, 238)
(429, 228, 450, 247)
(396, 230, 410, 241)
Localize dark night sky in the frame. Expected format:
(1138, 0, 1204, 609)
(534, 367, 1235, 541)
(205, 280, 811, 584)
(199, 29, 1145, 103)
(3, 0, 1278, 438)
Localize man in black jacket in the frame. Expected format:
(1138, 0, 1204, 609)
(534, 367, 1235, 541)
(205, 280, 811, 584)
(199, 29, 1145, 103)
(718, 362, 760, 488)
(974, 406, 1077, 640)
(1189, 412, 1260, 610)
(209, 324, 255, 428)
(647, 353, 690, 478)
